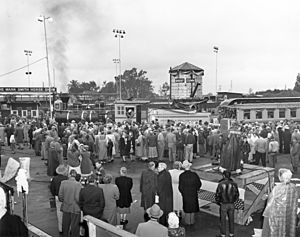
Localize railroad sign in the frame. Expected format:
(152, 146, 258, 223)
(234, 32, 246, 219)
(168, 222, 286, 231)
(175, 78, 185, 83)
(0, 87, 57, 93)
(186, 78, 195, 83)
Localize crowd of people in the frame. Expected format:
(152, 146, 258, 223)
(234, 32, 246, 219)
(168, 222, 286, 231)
(0, 116, 300, 236)
(1, 117, 300, 171)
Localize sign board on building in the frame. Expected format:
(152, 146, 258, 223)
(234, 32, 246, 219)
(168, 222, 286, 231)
(186, 78, 195, 83)
(175, 78, 185, 83)
(0, 87, 57, 93)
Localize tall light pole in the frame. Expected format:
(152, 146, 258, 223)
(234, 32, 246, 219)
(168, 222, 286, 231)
(38, 15, 53, 119)
(213, 46, 219, 94)
(24, 50, 32, 87)
(113, 29, 125, 100)
(113, 58, 120, 99)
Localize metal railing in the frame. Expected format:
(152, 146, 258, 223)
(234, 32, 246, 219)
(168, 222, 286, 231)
(28, 223, 52, 237)
(83, 215, 138, 237)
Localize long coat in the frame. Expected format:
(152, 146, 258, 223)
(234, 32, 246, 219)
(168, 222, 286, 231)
(179, 170, 201, 213)
(115, 176, 133, 208)
(157, 169, 173, 226)
(140, 169, 157, 210)
(119, 136, 130, 156)
(262, 182, 298, 237)
(79, 184, 105, 219)
(135, 134, 145, 157)
(98, 183, 119, 225)
(14, 125, 24, 144)
(169, 169, 184, 211)
(95, 134, 108, 161)
(80, 151, 93, 175)
(283, 129, 291, 154)
(47, 141, 62, 176)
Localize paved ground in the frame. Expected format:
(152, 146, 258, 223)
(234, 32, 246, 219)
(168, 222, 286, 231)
(0, 145, 299, 237)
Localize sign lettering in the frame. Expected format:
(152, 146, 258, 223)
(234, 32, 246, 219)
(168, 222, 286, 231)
(175, 78, 185, 83)
(186, 78, 195, 83)
(0, 87, 57, 93)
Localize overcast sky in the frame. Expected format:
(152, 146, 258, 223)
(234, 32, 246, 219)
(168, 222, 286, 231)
(1, 0, 300, 94)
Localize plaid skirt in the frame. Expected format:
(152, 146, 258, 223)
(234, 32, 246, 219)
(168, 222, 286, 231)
(148, 147, 158, 158)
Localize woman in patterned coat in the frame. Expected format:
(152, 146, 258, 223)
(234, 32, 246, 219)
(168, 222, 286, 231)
(262, 168, 298, 237)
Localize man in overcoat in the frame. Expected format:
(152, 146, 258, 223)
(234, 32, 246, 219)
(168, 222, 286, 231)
(140, 161, 157, 210)
(179, 160, 201, 225)
(59, 169, 82, 237)
(79, 174, 105, 237)
(157, 162, 173, 226)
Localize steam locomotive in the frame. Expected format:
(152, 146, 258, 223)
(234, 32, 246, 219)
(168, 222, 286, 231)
(53, 99, 110, 123)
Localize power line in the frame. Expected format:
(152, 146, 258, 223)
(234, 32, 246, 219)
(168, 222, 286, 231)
(0, 57, 46, 78)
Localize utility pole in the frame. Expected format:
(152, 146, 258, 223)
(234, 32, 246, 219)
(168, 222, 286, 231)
(113, 29, 125, 100)
(213, 46, 219, 94)
(24, 50, 32, 87)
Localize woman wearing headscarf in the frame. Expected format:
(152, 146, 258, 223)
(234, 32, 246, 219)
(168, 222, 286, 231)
(168, 161, 184, 217)
(167, 212, 186, 237)
(115, 167, 133, 225)
(47, 136, 63, 176)
(98, 174, 120, 225)
(262, 168, 298, 237)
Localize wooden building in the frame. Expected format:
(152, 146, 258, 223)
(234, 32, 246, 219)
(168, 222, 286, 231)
(169, 62, 204, 99)
(0, 87, 56, 119)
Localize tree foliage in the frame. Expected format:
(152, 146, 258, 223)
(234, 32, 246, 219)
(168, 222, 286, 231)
(67, 68, 156, 99)
(115, 68, 155, 99)
(67, 80, 100, 93)
(159, 82, 170, 97)
(293, 73, 300, 92)
(100, 81, 116, 94)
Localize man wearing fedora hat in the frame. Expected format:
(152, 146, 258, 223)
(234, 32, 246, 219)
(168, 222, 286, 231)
(135, 204, 168, 237)
(50, 164, 69, 233)
(179, 160, 201, 225)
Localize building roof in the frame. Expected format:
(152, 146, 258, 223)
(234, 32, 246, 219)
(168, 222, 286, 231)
(219, 97, 300, 107)
(169, 62, 204, 73)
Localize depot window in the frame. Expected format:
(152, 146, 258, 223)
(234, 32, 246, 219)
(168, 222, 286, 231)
(267, 110, 274, 119)
(243, 110, 250, 120)
(32, 110, 37, 117)
(117, 106, 125, 115)
(279, 109, 285, 118)
(22, 110, 27, 117)
(256, 110, 262, 119)
(290, 109, 297, 118)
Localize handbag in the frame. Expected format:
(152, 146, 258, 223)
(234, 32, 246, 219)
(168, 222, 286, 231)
(49, 196, 56, 208)
(155, 194, 159, 204)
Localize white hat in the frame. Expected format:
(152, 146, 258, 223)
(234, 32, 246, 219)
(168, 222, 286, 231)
(182, 160, 192, 169)
(168, 212, 179, 228)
